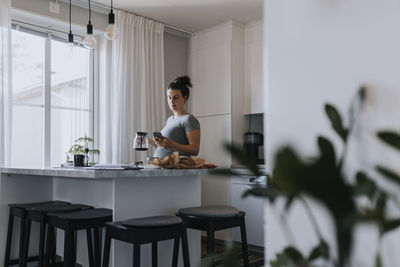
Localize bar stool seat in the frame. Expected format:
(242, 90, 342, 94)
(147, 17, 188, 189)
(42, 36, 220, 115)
(4, 200, 70, 267)
(177, 205, 249, 267)
(24, 204, 94, 267)
(46, 208, 113, 267)
(102, 215, 190, 267)
(122, 215, 182, 227)
(178, 205, 239, 218)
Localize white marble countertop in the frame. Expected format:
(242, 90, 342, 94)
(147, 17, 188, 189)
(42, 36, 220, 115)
(0, 167, 213, 179)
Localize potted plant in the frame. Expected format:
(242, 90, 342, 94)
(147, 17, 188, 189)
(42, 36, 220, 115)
(68, 135, 100, 166)
(211, 86, 400, 267)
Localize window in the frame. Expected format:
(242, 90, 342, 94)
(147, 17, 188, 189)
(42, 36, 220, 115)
(11, 28, 94, 168)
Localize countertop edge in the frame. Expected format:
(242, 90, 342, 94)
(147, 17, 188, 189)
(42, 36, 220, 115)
(0, 167, 214, 179)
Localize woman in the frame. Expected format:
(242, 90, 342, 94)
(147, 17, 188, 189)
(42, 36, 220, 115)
(150, 76, 200, 159)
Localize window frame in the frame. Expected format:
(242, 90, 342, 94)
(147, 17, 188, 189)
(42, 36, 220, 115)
(11, 21, 97, 168)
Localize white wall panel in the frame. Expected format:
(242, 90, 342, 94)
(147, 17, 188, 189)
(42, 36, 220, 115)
(191, 44, 232, 116)
(264, 0, 400, 266)
(197, 115, 232, 166)
(244, 21, 264, 114)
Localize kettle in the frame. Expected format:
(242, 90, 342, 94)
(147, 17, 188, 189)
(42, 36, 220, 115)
(133, 132, 148, 151)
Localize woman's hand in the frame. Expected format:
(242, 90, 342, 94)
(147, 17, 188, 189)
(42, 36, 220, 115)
(148, 138, 157, 148)
(155, 137, 174, 149)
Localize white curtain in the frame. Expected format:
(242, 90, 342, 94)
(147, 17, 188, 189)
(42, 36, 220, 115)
(0, 0, 12, 168)
(100, 10, 166, 164)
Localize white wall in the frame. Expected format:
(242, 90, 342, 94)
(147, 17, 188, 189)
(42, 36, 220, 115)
(11, 0, 107, 32)
(244, 20, 263, 115)
(264, 0, 400, 266)
(164, 32, 189, 118)
(189, 21, 246, 240)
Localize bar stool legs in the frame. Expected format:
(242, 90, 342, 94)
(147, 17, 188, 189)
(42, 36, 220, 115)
(102, 231, 111, 267)
(4, 210, 14, 267)
(240, 217, 250, 267)
(151, 241, 157, 267)
(102, 216, 190, 267)
(181, 228, 190, 267)
(133, 244, 140, 267)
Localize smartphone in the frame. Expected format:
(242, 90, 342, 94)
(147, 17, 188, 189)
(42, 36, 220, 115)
(153, 132, 164, 140)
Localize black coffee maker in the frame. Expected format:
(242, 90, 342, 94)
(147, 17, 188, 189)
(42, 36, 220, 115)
(244, 132, 264, 164)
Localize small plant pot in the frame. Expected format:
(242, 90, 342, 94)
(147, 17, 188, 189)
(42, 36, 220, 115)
(74, 154, 85, 167)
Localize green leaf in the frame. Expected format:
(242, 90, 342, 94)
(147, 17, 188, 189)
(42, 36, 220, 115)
(382, 219, 400, 233)
(353, 172, 376, 198)
(376, 166, 400, 186)
(325, 104, 348, 142)
(270, 251, 297, 267)
(377, 131, 400, 151)
(210, 168, 243, 176)
(284, 195, 295, 211)
(89, 149, 100, 155)
(375, 253, 382, 267)
(308, 240, 329, 261)
(242, 186, 279, 202)
(224, 143, 262, 177)
(221, 243, 241, 267)
(75, 136, 94, 143)
(317, 136, 336, 167)
(284, 246, 304, 264)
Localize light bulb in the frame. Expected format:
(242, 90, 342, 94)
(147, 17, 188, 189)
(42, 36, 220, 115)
(83, 34, 96, 49)
(67, 41, 74, 57)
(105, 24, 118, 40)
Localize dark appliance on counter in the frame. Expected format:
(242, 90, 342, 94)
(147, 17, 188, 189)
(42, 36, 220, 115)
(244, 132, 264, 164)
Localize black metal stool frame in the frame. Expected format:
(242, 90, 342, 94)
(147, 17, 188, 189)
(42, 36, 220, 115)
(22, 205, 94, 267)
(102, 223, 190, 267)
(47, 212, 112, 267)
(178, 211, 249, 267)
(4, 201, 70, 267)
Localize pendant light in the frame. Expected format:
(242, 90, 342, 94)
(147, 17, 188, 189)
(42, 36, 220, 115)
(67, 0, 74, 54)
(83, 0, 96, 49)
(104, 0, 118, 40)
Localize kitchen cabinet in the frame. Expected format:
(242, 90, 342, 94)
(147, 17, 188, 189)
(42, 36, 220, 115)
(244, 21, 264, 114)
(231, 176, 266, 247)
(190, 43, 232, 117)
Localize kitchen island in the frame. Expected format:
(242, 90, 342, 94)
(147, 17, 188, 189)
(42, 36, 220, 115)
(0, 167, 211, 267)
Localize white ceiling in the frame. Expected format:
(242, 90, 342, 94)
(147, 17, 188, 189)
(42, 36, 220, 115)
(93, 0, 263, 32)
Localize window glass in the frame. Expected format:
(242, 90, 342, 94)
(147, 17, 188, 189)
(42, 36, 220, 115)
(10, 28, 93, 168)
(11, 30, 44, 167)
(50, 40, 91, 167)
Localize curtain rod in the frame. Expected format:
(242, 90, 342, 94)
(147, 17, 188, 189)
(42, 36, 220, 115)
(60, 0, 192, 38)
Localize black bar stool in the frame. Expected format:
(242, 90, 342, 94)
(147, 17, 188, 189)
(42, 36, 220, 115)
(4, 200, 70, 267)
(46, 208, 113, 267)
(102, 215, 190, 267)
(177, 205, 249, 267)
(23, 204, 93, 267)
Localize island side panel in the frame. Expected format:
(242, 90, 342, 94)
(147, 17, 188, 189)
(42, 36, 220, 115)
(53, 177, 115, 266)
(0, 174, 53, 265)
(113, 175, 201, 267)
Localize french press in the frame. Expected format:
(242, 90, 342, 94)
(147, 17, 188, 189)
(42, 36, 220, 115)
(133, 132, 148, 151)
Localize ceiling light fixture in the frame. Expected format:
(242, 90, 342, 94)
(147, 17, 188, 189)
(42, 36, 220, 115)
(83, 0, 96, 49)
(104, 0, 118, 40)
(67, 0, 74, 53)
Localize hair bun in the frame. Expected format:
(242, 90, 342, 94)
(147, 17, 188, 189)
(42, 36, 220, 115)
(175, 76, 192, 89)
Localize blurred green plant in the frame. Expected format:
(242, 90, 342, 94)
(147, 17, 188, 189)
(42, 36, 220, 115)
(68, 135, 100, 166)
(210, 86, 400, 267)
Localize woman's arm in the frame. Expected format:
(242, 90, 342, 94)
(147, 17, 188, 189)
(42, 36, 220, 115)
(148, 138, 158, 148)
(155, 130, 200, 156)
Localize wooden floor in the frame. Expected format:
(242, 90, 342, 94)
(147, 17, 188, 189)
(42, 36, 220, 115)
(201, 239, 264, 267)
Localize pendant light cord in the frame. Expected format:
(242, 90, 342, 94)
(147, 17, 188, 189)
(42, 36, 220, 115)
(88, 0, 92, 24)
(69, 0, 72, 33)
(111, 0, 113, 11)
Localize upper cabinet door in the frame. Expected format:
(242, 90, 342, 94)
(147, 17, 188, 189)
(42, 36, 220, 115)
(190, 43, 232, 117)
(244, 21, 264, 114)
